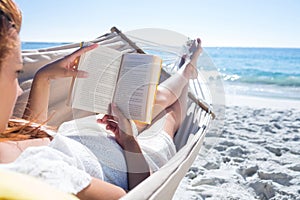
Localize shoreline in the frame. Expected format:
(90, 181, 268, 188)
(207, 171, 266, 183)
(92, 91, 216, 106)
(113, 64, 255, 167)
(225, 93, 300, 110)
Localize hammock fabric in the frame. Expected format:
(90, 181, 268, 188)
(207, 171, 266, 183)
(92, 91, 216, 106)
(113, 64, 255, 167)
(10, 26, 215, 199)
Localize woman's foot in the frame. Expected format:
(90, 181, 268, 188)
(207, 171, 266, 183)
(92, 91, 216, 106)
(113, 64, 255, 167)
(182, 38, 202, 79)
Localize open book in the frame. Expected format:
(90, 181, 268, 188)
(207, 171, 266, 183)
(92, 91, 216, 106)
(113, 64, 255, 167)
(69, 45, 162, 124)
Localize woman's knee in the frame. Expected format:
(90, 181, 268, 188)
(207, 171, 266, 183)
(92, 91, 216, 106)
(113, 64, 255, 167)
(155, 86, 176, 106)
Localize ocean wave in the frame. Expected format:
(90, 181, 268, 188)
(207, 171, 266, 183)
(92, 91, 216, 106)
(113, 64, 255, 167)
(223, 73, 300, 87)
(224, 81, 300, 100)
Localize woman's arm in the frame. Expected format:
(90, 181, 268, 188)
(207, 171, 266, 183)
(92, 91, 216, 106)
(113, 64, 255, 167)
(98, 104, 150, 190)
(76, 177, 126, 200)
(22, 44, 98, 123)
(121, 134, 151, 190)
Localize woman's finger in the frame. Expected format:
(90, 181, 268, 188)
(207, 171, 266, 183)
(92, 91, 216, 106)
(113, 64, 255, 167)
(53, 68, 88, 78)
(75, 70, 89, 78)
(97, 114, 114, 124)
(65, 69, 88, 78)
(68, 43, 99, 61)
(106, 119, 118, 128)
(106, 124, 117, 133)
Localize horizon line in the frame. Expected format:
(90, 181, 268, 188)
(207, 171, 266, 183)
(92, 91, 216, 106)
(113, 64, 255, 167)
(21, 41, 300, 49)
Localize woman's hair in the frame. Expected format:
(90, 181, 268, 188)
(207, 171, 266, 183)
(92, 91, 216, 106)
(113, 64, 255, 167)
(0, 0, 22, 68)
(0, 1, 53, 140)
(0, 118, 54, 142)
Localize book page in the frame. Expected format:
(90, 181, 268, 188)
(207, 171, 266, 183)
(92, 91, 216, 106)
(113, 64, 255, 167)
(72, 46, 122, 113)
(113, 53, 162, 123)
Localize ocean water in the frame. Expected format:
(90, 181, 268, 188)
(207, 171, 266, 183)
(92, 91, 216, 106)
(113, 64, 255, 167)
(204, 47, 300, 100)
(22, 42, 300, 100)
(22, 42, 69, 50)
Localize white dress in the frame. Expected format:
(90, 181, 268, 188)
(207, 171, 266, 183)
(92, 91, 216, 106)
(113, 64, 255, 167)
(0, 114, 176, 194)
(1, 133, 102, 194)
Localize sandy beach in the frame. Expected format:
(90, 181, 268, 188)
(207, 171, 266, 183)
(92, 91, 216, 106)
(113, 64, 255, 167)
(173, 94, 300, 200)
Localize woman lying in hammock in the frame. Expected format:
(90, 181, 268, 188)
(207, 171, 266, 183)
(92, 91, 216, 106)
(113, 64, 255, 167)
(0, 1, 202, 199)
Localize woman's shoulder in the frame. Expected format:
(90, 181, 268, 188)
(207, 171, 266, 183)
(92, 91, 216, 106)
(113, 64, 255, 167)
(0, 118, 54, 163)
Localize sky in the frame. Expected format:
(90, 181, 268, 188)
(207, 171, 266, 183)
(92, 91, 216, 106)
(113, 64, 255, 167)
(15, 0, 300, 48)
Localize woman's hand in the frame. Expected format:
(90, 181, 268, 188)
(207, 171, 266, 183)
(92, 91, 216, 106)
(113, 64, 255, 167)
(35, 43, 98, 81)
(98, 104, 150, 189)
(97, 103, 135, 149)
(23, 43, 98, 122)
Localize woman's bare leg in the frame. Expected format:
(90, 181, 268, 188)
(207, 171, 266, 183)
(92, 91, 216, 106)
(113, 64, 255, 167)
(152, 38, 202, 119)
(158, 85, 188, 138)
(135, 38, 202, 132)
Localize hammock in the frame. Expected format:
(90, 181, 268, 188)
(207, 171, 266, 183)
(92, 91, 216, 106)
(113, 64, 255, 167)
(13, 26, 216, 199)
